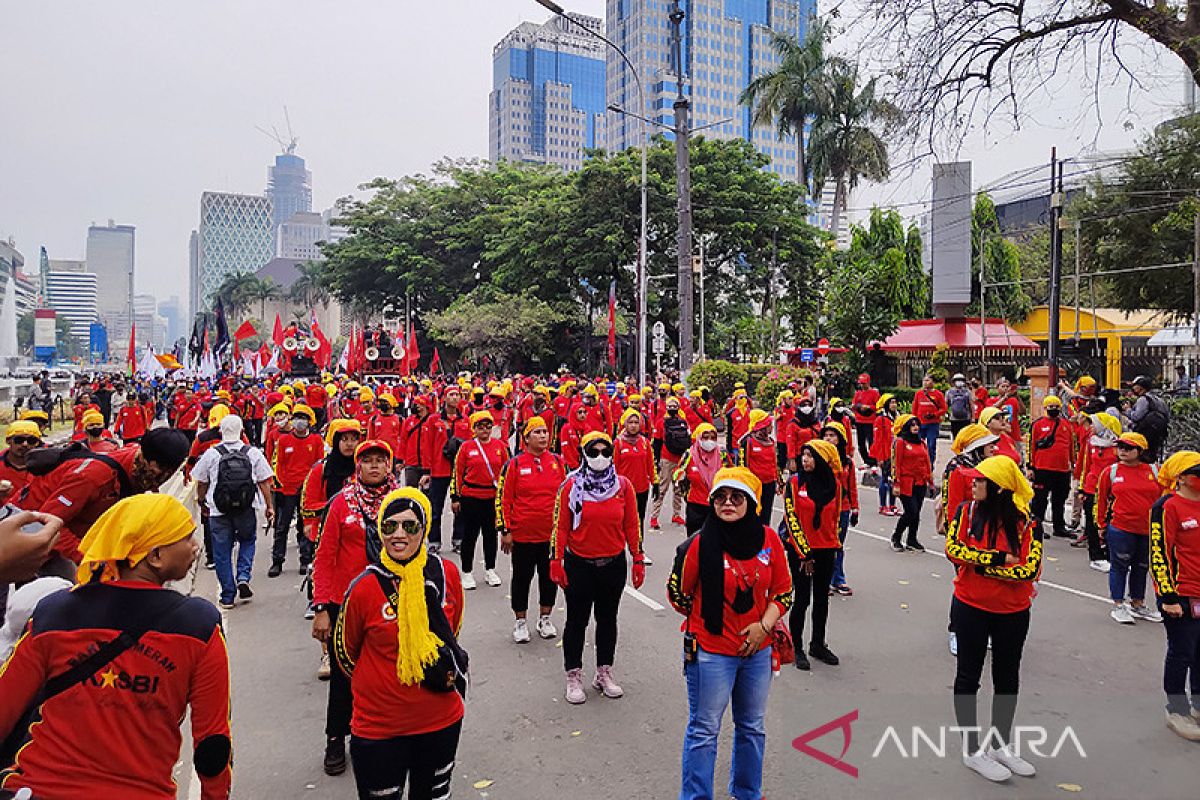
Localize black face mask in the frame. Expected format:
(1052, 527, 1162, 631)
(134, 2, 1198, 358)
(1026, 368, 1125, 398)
(1047, 408, 1061, 418)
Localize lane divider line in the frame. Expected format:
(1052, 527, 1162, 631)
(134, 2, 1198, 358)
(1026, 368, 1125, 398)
(624, 585, 666, 612)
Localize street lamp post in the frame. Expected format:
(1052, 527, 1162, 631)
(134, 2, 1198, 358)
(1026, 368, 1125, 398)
(534, 0, 648, 388)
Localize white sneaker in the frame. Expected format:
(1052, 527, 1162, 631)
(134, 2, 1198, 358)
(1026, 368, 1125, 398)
(1110, 603, 1135, 625)
(536, 615, 558, 639)
(485, 568, 502, 587)
(989, 744, 1035, 777)
(512, 618, 531, 644)
(1089, 560, 1110, 573)
(317, 652, 331, 681)
(963, 748, 1012, 782)
(1130, 604, 1163, 622)
(461, 571, 477, 590)
(1166, 711, 1200, 741)
(642, 553, 653, 566)
(565, 668, 587, 704)
(948, 631, 958, 656)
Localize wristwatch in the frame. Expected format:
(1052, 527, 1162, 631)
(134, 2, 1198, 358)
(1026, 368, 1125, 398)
(312, 603, 328, 614)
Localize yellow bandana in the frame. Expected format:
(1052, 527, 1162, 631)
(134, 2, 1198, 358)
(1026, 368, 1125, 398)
(376, 488, 443, 686)
(77, 495, 196, 584)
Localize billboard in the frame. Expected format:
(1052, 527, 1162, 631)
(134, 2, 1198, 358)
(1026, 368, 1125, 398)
(33, 308, 56, 363)
(930, 162, 972, 317)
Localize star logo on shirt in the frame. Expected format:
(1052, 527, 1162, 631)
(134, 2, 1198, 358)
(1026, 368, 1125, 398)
(99, 668, 118, 688)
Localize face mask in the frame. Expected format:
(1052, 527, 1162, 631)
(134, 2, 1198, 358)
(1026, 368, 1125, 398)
(86, 428, 103, 437)
(667, 409, 679, 416)
(1047, 408, 1060, 417)
(699, 439, 718, 452)
(799, 405, 814, 415)
(954, 380, 965, 387)
(292, 420, 309, 433)
(586, 454, 612, 471)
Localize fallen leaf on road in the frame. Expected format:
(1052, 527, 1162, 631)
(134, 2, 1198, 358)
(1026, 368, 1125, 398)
(930, 573, 941, 579)
(900, 603, 908, 610)
(474, 780, 494, 789)
(1057, 783, 1082, 793)
(1047, 556, 1059, 562)
(571, 730, 582, 737)
(898, 580, 910, 585)
(556, 640, 563, 648)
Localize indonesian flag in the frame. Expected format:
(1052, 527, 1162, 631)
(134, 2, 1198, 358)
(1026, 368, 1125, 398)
(272, 314, 285, 348)
(407, 327, 420, 374)
(606, 279, 617, 367)
(430, 347, 441, 375)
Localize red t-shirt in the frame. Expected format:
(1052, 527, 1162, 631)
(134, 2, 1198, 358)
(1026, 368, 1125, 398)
(738, 435, 778, 486)
(614, 433, 656, 494)
(273, 432, 325, 495)
(115, 404, 147, 440)
(552, 475, 641, 560)
(451, 437, 508, 500)
(946, 501, 1041, 614)
(497, 450, 566, 543)
(852, 388, 880, 425)
(1150, 493, 1200, 602)
(1097, 461, 1159, 535)
(893, 438, 932, 497)
(1027, 415, 1073, 472)
(786, 420, 820, 460)
(367, 413, 402, 462)
(912, 388, 947, 424)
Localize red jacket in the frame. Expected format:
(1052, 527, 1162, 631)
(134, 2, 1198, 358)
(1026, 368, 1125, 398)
(450, 437, 509, 501)
(1097, 461, 1159, 535)
(782, 475, 843, 556)
(786, 419, 821, 461)
(0, 582, 231, 800)
(1081, 443, 1118, 494)
(738, 435, 779, 487)
(496, 450, 566, 543)
(273, 432, 325, 495)
(175, 400, 202, 431)
(667, 527, 792, 657)
(367, 413, 402, 462)
(333, 561, 464, 739)
(912, 388, 947, 425)
(838, 461, 860, 513)
(946, 501, 1042, 614)
(114, 404, 147, 440)
(676, 449, 735, 505)
(419, 410, 470, 479)
(560, 423, 585, 470)
(852, 388, 880, 425)
(1027, 415, 1073, 472)
(1150, 493, 1200, 604)
(870, 415, 894, 463)
(312, 490, 373, 606)
(0, 449, 33, 497)
(552, 475, 641, 560)
(400, 414, 424, 466)
(996, 433, 1023, 465)
(892, 437, 932, 497)
(614, 433, 657, 494)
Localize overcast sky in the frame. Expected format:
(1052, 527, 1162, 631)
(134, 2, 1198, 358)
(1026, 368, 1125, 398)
(0, 0, 1188, 308)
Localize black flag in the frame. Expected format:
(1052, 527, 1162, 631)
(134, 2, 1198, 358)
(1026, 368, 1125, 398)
(214, 299, 231, 356)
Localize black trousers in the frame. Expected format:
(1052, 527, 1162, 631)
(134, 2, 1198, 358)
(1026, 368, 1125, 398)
(246, 417, 263, 446)
(758, 481, 777, 527)
(635, 490, 648, 541)
(563, 551, 627, 671)
(511, 541, 556, 614)
(403, 466, 423, 489)
(892, 488, 925, 546)
(854, 421, 875, 466)
(350, 720, 462, 800)
(455, 496, 497, 573)
(949, 418, 971, 439)
(422, 476, 450, 545)
(326, 603, 352, 739)
(788, 547, 837, 647)
(951, 597, 1030, 752)
(201, 516, 213, 565)
(1081, 492, 1107, 562)
(272, 492, 310, 565)
(685, 501, 709, 536)
(1030, 469, 1071, 538)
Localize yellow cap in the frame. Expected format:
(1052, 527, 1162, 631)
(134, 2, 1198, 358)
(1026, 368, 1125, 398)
(6, 421, 42, 440)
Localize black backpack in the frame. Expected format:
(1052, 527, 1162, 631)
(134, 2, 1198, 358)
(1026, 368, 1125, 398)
(1133, 393, 1170, 444)
(663, 415, 692, 457)
(24, 442, 133, 497)
(212, 445, 257, 514)
(947, 388, 972, 421)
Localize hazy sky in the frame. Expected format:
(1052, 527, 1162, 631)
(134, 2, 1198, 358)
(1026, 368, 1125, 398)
(0, 1, 1187, 308)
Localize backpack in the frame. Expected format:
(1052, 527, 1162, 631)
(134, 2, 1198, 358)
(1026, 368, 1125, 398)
(948, 389, 972, 421)
(1132, 393, 1169, 444)
(25, 442, 133, 497)
(212, 445, 257, 514)
(663, 415, 692, 457)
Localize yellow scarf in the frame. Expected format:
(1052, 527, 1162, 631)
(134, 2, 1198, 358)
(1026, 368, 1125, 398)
(377, 488, 443, 686)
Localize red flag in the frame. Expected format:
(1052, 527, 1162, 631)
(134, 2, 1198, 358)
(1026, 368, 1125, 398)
(233, 337, 240, 363)
(234, 320, 258, 340)
(272, 314, 284, 347)
(430, 347, 441, 375)
(126, 323, 137, 376)
(407, 328, 420, 373)
(606, 280, 617, 367)
(258, 340, 271, 362)
(311, 316, 332, 368)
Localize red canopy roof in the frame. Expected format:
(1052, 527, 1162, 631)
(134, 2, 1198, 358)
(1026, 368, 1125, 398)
(873, 318, 1040, 352)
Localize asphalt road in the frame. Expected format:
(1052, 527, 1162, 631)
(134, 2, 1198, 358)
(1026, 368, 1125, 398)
(178, 489, 1197, 800)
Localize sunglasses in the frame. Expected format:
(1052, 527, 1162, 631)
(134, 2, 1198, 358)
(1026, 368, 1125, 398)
(585, 447, 613, 459)
(381, 519, 423, 537)
(8, 436, 39, 446)
(712, 489, 747, 506)
(1116, 442, 1138, 451)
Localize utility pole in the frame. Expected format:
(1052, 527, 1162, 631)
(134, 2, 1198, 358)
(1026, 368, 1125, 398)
(1047, 148, 1064, 388)
(769, 227, 779, 357)
(669, 0, 693, 373)
(695, 247, 705, 361)
(1193, 212, 1200, 357)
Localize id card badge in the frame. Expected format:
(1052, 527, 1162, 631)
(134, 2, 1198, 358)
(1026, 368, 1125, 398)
(1189, 598, 1200, 618)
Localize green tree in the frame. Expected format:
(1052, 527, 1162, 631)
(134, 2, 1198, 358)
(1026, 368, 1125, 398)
(248, 277, 282, 320)
(967, 193, 1034, 323)
(424, 288, 567, 373)
(212, 272, 257, 317)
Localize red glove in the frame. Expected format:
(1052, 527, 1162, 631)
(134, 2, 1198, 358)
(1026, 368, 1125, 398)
(550, 558, 568, 588)
(631, 559, 646, 589)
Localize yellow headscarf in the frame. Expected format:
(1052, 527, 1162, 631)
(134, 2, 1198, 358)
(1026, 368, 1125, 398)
(692, 422, 717, 441)
(892, 413, 916, 436)
(806, 438, 843, 474)
(1093, 412, 1122, 439)
(951, 423, 997, 456)
(208, 404, 230, 428)
(581, 431, 613, 450)
(325, 418, 362, 446)
(522, 415, 548, 438)
(619, 407, 643, 430)
(5, 421, 42, 441)
(376, 488, 444, 686)
(81, 409, 105, 428)
(821, 419, 848, 444)
(1159, 451, 1200, 491)
(978, 406, 1005, 428)
(876, 393, 895, 411)
(972, 456, 1034, 516)
(468, 410, 494, 428)
(748, 408, 772, 432)
(77, 494, 196, 584)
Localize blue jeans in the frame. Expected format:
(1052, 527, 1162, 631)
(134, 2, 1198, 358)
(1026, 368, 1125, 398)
(681, 645, 772, 800)
(919, 422, 940, 463)
(210, 509, 258, 604)
(1107, 526, 1149, 602)
(878, 461, 893, 508)
(832, 510, 851, 587)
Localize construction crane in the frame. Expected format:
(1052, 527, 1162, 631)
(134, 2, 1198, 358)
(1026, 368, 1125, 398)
(256, 106, 298, 155)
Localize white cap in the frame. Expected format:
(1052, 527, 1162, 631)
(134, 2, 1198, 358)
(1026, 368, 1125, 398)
(219, 414, 244, 444)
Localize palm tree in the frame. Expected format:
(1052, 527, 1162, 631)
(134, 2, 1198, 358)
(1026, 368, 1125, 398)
(807, 61, 899, 239)
(288, 261, 331, 309)
(740, 19, 831, 193)
(249, 277, 282, 320)
(213, 272, 257, 318)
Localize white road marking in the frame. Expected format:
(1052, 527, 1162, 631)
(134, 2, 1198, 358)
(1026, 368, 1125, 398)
(848, 526, 1111, 605)
(624, 585, 665, 611)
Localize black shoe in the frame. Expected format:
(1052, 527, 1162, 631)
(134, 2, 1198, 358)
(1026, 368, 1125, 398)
(204, 560, 216, 571)
(267, 562, 283, 578)
(323, 736, 347, 776)
(906, 540, 926, 552)
(809, 643, 840, 666)
(794, 650, 811, 671)
(237, 581, 253, 600)
(891, 541, 905, 553)
(428, 542, 441, 555)
(299, 563, 310, 576)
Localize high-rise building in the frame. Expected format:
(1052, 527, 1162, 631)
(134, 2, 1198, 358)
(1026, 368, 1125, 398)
(46, 259, 99, 343)
(0, 239, 25, 358)
(188, 230, 200, 322)
(266, 151, 312, 235)
(85, 221, 135, 337)
(158, 295, 183, 346)
(195, 191, 274, 315)
(605, 0, 813, 183)
(276, 211, 329, 261)
(489, 13, 607, 171)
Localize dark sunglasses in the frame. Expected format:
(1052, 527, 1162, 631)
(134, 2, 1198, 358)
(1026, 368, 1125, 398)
(8, 436, 39, 446)
(381, 519, 423, 537)
(585, 446, 613, 459)
(712, 489, 747, 506)
(1116, 442, 1138, 451)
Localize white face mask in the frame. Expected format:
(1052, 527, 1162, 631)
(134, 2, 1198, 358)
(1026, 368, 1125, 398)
(799, 405, 814, 415)
(699, 439, 718, 452)
(586, 454, 612, 472)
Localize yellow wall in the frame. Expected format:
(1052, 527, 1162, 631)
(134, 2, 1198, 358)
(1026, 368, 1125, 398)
(1012, 307, 1163, 387)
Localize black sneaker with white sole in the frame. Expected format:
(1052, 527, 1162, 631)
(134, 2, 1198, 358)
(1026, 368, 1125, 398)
(237, 581, 253, 600)
(267, 561, 283, 578)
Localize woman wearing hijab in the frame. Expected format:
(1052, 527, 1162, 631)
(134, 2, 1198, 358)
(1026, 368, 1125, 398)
(979, 406, 1023, 464)
(1073, 412, 1122, 573)
(738, 410, 781, 527)
(551, 432, 645, 704)
(781, 439, 844, 670)
(333, 487, 467, 800)
(668, 467, 792, 800)
(821, 421, 858, 596)
(1096, 432, 1163, 625)
(614, 408, 658, 565)
(871, 395, 898, 515)
(825, 397, 856, 456)
(892, 414, 932, 553)
(0, 497, 233, 799)
(311, 440, 400, 777)
(785, 396, 821, 473)
(675, 423, 735, 535)
(945, 456, 1042, 783)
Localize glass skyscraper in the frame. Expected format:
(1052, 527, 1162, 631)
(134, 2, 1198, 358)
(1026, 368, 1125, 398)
(605, 0, 814, 183)
(193, 191, 274, 315)
(489, 13, 608, 171)
(266, 152, 312, 233)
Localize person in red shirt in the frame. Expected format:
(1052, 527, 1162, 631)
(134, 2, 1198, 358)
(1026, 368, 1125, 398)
(945, 456, 1041, 782)
(332, 487, 466, 799)
(173, 389, 203, 442)
(270, 405, 326, 577)
(367, 394, 403, 474)
(891, 414, 932, 553)
(399, 398, 428, 487)
(738, 409, 780, 527)
(71, 392, 101, 438)
(114, 396, 149, 443)
(75, 408, 120, 453)
(0, 421, 41, 503)
(773, 390, 795, 475)
(240, 387, 265, 446)
(0, 495, 232, 800)
(560, 404, 589, 470)
(497, 416, 567, 644)
(785, 396, 821, 472)
(822, 421, 859, 596)
(1075, 412, 1122, 571)
(613, 408, 657, 550)
(667, 467, 791, 800)
(913, 373, 948, 463)
(263, 402, 291, 464)
(550, 431, 644, 703)
(1026, 396, 1074, 540)
(450, 411, 509, 590)
(651, 396, 690, 529)
(674, 423, 735, 535)
(417, 387, 469, 553)
(980, 406, 1022, 465)
(1150, 451, 1200, 740)
(851, 374, 881, 466)
(994, 378, 1025, 437)
(1097, 432, 1163, 624)
(300, 419, 363, 547)
(871, 395, 899, 515)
